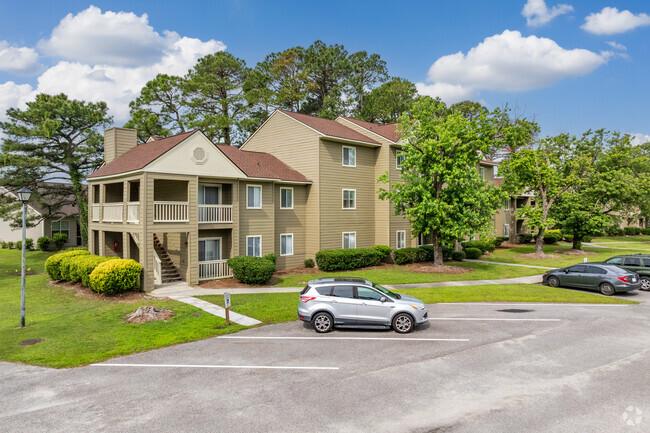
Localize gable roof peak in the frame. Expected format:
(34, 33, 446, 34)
(277, 109, 380, 146)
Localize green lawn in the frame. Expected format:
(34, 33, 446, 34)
(199, 292, 301, 325)
(591, 235, 650, 243)
(274, 261, 544, 287)
(0, 248, 55, 276)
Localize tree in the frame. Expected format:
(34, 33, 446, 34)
(360, 78, 416, 123)
(0, 93, 112, 243)
(346, 51, 388, 115)
(184, 52, 253, 145)
(499, 134, 578, 255)
(253, 47, 309, 112)
(378, 97, 506, 265)
(124, 74, 189, 143)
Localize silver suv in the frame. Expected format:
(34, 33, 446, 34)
(298, 277, 428, 333)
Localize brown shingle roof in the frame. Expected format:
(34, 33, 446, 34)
(217, 145, 310, 183)
(339, 117, 401, 143)
(279, 110, 380, 145)
(88, 130, 199, 178)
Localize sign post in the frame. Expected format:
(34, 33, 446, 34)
(224, 292, 231, 326)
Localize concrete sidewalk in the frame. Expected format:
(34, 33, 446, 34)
(465, 259, 555, 270)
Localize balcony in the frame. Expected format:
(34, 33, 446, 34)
(127, 202, 139, 223)
(154, 201, 189, 223)
(103, 203, 123, 222)
(199, 260, 233, 280)
(91, 204, 100, 222)
(198, 204, 233, 223)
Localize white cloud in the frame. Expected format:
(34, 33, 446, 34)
(605, 41, 627, 52)
(630, 133, 650, 146)
(419, 30, 609, 95)
(522, 0, 573, 27)
(0, 42, 42, 75)
(415, 82, 476, 105)
(581, 7, 650, 35)
(0, 81, 32, 120)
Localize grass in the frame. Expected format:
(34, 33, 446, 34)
(591, 235, 650, 243)
(273, 261, 544, 287)
(0, 248, 55, 276)
(199, 292, 300, 325)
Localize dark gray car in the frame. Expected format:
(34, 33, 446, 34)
(542, 264, 641, 295)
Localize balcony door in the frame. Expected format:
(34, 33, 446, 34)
(199, 184, 221, 205)
(199, 238, 221, 262)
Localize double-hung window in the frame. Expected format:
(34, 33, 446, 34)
(52, 220, 70, 238)
(246, 236, 262, 257)
(342, 146, 356, 167)
(396, 230, 406, 249)
(342, 232, 356, 249)
(280, 187, 293, 209)
(342, 189, 356, 209)
(396, 152, 405, 169)
(247, 185, 262, 209)
(280, 233, 293, 256)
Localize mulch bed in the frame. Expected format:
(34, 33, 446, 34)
(405, 263, 472, 274)
(518, 252, 560, 259)
(51, 280, 148, 302)
(554, 249, 597, 255)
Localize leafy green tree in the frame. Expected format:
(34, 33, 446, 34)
(346, 51, 388, 115)
(253, 47, 309, 112)
(0, 93, 112, 242)
(124, 74, 189, 143)
(360, 78, 417, 123)
(378, 97, 506, 265)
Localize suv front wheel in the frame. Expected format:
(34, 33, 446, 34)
(312, 312, 334, 333)
(392, 313, 414, 334)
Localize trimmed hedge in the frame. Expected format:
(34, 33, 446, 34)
(69, 255, 119, 287)
(227, 256, 276, 285)
(373, 245, 393, 262)
(451, 250, 466, 261)
(263, 252, 277, 264)
(465, 247, 482, 259)
(642, 228, 650, 235)
(45, 249, 90, 280)
(543, 233, 561, 244)
(315, 248, 382, 271)
(393, 247, 427, 265)
(607, 227, 624, 236)
(461, 239, 495, 253)
(517, 233, 533, 244)
(494, 236, 509, 247)
(52, 233, 68, 250)
(304, 258, 315, 268)
(89, 259, 142, 295)
(37, 236, 51, 251)
(624, 227, 641, 236)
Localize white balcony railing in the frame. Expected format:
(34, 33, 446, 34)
(199, 260, 233, 281)
(103, 203, 123, 222)
(91, 204, 100, 222)
(154, 201, 189, 223)
(127, 202, 139, 223)
(198, 204, 233, 223)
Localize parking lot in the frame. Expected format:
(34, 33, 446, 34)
(1, 290, 649, 433)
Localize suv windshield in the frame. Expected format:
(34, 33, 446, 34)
(373, 283, 401, 299)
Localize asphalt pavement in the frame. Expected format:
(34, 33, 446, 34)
(1, 290, 648, 433)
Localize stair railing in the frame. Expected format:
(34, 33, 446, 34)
(153, 249, 162, 285)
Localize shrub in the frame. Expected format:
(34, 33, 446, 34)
(517, 233, 533, 244)
(66, 255, 119, 287)
(461, 240, 492, 253)
(564, 234, 574, 242)
(52, 233, 68, 249)
(37, 236, 51, 251)
(465, 247, 482, 259)
(442, 245, 453, 261)
(263, 252, 277, 264)
(546, 229, 562, 237)
(451, 250, 466, 261)
(304, 258, 315, 268)
(7, 241, 15, 249)
(373, 245, 393, 262)
(624, 227, 641, 236)
(493, 236, 509, 247)
(543, 233, 561, 244)
(582, 235, 593, 243)
(24, 238, 34, 250)
(89, 259, 142, 294)
(0, 241, 6, 249)
(227, 256, 276, 285)
(15, 240, 21, 250)
(315, 248, 382, 271)
(419, 245, 435, 261)
(393, 247, 427, 265)
(607, 227, 624, 236)
(45, 249, 90, 280)
(642, 228, 650, 235)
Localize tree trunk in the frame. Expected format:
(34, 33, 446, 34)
(70, 170, 88, 244)
(573, 237, 582, 250)
(535, 228, 545, 255)
(431, 230, 444, 266)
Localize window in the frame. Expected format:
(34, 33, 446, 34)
(280, 233, 293, 256)
(357, 287, 384, 301)
(504, 198, 510, 211)
(342, 146, 356, 167)
(504, 224, 510, 237)
(418, 234, 424, 246)
(52, 220, 70, 238)
(396, 152, 405, 169)
(246, 185, 262, 209)
(479, 166, 486, 180)
(315, 286, 333, 296)
(280, 187, 293, 209)
(198, 238, 221, 262)
(199, 184, 221, 205)
(643, 259, 650, 267)
(567, 265, 587, 273)
(624, 258, 641, 266)
(342, 232, 356, 249)
(396, 230, 406, 249)
(604, 257, 623, 265)
(331, 285, 354, 298)
(246, 236, 262, 257)
(342, 189, 356, 209)
(586, 266, 607, 274)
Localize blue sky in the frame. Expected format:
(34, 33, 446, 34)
(0, 0, 648, 143)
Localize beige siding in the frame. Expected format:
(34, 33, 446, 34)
(389, 147, 416, 248)
(104, 128, 137, 163)
(274, 184, 308, 269)
(238, 182, 275, 257)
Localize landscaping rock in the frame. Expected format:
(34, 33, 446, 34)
(125, 306, 174, 323)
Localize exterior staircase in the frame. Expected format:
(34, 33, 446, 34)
(153, 234, 183, 284)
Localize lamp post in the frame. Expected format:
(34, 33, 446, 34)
(17, 187, 32, 328)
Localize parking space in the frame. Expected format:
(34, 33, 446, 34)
(1, 297, 648, 433)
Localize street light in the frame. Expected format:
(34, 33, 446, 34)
(17, 187, 32, 328)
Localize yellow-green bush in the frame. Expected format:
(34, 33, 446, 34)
(68, 255, 119, 287)
(45, 249, 90, 280)
(89, 259, 142, 295)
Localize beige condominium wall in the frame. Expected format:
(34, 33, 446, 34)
(389, 146, 416, 248)
(274, 183, 308, 269)
(238, 181, 275, 260)
(319, 139, 376, 250)
(241, 112, 320, 258)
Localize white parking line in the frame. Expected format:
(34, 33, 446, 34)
(429, 317, 561, 322)
(436, 303, 632, 307)
(219, 336, 468, 342)
(91, 363, 339, 370)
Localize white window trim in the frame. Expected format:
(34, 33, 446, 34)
(342, 145, 356, 167)
(342, 189, 356, 210)
(280, 187, 294, 210)
(280, 233, 294, 256)
(396, 230, 406, 249)
(396, 151, 405, 170)
(198, 236, 222, 262)
(342, 231, 356, 249)
(246, 235, 262, 257)
(246, 184, 262, 209)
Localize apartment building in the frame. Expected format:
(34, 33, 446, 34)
(86, 109, 505, 290)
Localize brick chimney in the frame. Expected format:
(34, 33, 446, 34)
(104, 127, 137, 163)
